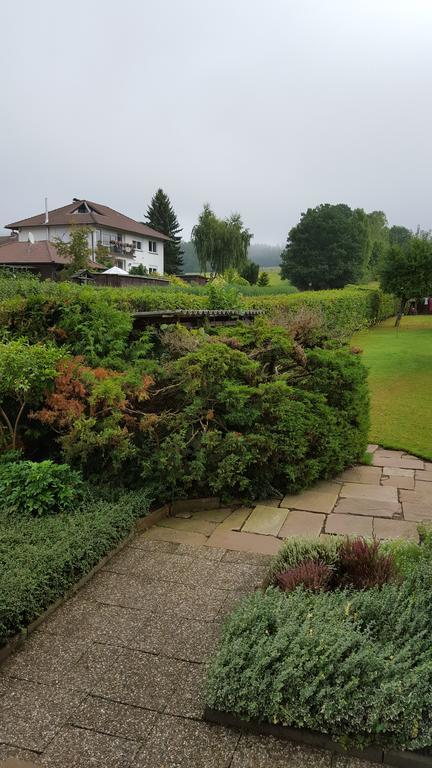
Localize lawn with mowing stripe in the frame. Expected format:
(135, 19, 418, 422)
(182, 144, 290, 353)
(352, 316, 432, 461)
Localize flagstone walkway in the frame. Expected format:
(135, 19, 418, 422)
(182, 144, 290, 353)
(0, 446, 430, 767)
(143, 447, 432, 556)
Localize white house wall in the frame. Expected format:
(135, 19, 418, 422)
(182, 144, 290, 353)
(17, 225, 165, 273)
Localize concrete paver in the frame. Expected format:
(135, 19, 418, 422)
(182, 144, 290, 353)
(333, 498, 400, 518)
(205, 529, 283, 555)
(336, 465, 382, 484)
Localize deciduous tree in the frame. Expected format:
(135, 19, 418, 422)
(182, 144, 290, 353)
(191, 205, 252, 275)
(280, 204, 369, 290)
(379, 237, 432, 326)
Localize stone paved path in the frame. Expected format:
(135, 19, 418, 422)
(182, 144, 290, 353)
(142, 447, 432, 556)
(0, 446, 430, 767)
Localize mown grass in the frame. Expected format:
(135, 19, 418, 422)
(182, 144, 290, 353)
(352, 316, 432, 460)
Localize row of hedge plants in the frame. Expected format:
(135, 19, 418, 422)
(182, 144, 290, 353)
(206, 533, 432, 753)
(0, 316, 369, 503)
(0, 483, 150, 645)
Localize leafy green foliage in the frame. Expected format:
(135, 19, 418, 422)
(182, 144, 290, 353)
(0, 489, 149, 644)
(207, 543, 432, 750)
(0, 339, 63, 449)
(257, 271, 269, 286)
(280, 204, 370, 289)
(0, 460, 83, 516)
(379, 237, 432, 324)
(55, 226, 91, 277)
(240, 260, 260, 285)
(192, 204, 252, 275)
(145, 188, 184, 274)
(265, 536, 341, 586)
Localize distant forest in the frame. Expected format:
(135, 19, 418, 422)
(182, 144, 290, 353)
(181, 241, 282, 273)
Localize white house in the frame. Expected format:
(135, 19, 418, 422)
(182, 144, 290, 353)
(5, 198, 170, 273)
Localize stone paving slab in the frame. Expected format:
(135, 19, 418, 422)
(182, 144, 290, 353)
(381, 476, 415, 489)
(416, 470, 432, 482)
(340, 483, 398, 503)
(157, 516, 218, 536)
(336, 465, 382, 484)
(372, 455, 424, 470)
(278, 510, 325, 538)
(205, 529, 284, 555)
(325, 514, 373, 537)
(383, 466, 414, 477)
(128, 615, 221, 662)
(333, 498, 400, 518)
(242, 505, 288, 536)
(280, 482, 340, 514)
(373, 518, 419, 540)
(402, 502, 432, 522)
(137, 526, 209, 547)
(217, 507, 254, 531)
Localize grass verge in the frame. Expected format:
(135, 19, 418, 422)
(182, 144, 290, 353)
(352, 316, 432, 460)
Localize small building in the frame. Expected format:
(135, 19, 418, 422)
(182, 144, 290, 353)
(0, 239, 69, 279)
(5, 198, 170, 274)
(181, 273, 209, 286)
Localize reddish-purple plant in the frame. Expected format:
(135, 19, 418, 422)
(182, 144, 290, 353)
(337, 537, 396, 589)
(275, 559, 332, 593)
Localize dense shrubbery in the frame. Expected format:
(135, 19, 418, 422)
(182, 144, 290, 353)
(0, 489, 150, 644)
(0, 460, 83, 517)
(19, 318, 370, 503)
(0, 274, 396, 355)
(207, 532, 432, 751)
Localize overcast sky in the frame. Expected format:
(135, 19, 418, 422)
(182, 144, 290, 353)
(1, 0, 432, 243)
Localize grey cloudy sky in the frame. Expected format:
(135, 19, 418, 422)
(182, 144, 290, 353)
(1, 0, 432, 243)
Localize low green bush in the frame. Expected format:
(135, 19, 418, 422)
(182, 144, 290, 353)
(207, 535, 432, 751)
(0, 460, 83, 517)
(0, 489, 150, 645)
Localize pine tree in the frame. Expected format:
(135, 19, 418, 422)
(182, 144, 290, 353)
(145, 189, 184, 274)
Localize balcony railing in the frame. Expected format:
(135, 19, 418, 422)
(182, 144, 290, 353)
(97, 240, 135, 257)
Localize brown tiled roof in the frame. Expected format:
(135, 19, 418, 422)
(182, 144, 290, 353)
(6, 199, 171, 241)
(0, 239, 105, 270)
(0, 234, 17, 246)
(0, 240, 68, 264)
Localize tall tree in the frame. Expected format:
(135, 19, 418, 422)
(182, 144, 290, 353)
(366, 211, 389, 278)
(379, 237, 432, 326)
(191, 205, 252, 275)
(280, 204, 369, 290)
(389, 225, 412, 249)
(145, 189, 184, 274)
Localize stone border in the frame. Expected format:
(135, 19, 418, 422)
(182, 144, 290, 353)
(0, 501, 176, 668)
(204, 708, 431, 767)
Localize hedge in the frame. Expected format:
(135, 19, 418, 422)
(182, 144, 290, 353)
(206, 532, 432, 752)
(0, 489, 149, 645)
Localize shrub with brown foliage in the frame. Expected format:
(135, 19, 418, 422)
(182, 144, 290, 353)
(337, 537, 397, 589)
(275, 559, 333, 592)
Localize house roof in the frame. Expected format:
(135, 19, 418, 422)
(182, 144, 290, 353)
(6, 199, 171, 241)
(0, 239, 104, 269)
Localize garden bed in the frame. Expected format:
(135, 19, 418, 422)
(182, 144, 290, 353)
(206, 533, 432, 760)
(0, 489, 163, 650)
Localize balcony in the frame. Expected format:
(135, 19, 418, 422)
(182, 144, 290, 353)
(97, 240, 135, 257)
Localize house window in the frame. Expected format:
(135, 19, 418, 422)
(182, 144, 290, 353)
(149, 267, 157, 274)
(149, 240, 157, 253)
(101, 232, 111, 247)
(132, 240, 142, 250)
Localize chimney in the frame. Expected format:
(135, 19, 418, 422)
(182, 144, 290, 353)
(44, 197, 49, 224)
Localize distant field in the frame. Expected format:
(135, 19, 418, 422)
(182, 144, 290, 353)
(263, 266, 283, 285)
(352, 316, 432, 460)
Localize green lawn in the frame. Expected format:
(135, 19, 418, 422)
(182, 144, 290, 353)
(352, 316, 432, 460)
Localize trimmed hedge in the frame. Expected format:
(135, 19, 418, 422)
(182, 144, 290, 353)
(207, 533, 432, 752)
(0, 489, 149, 645)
